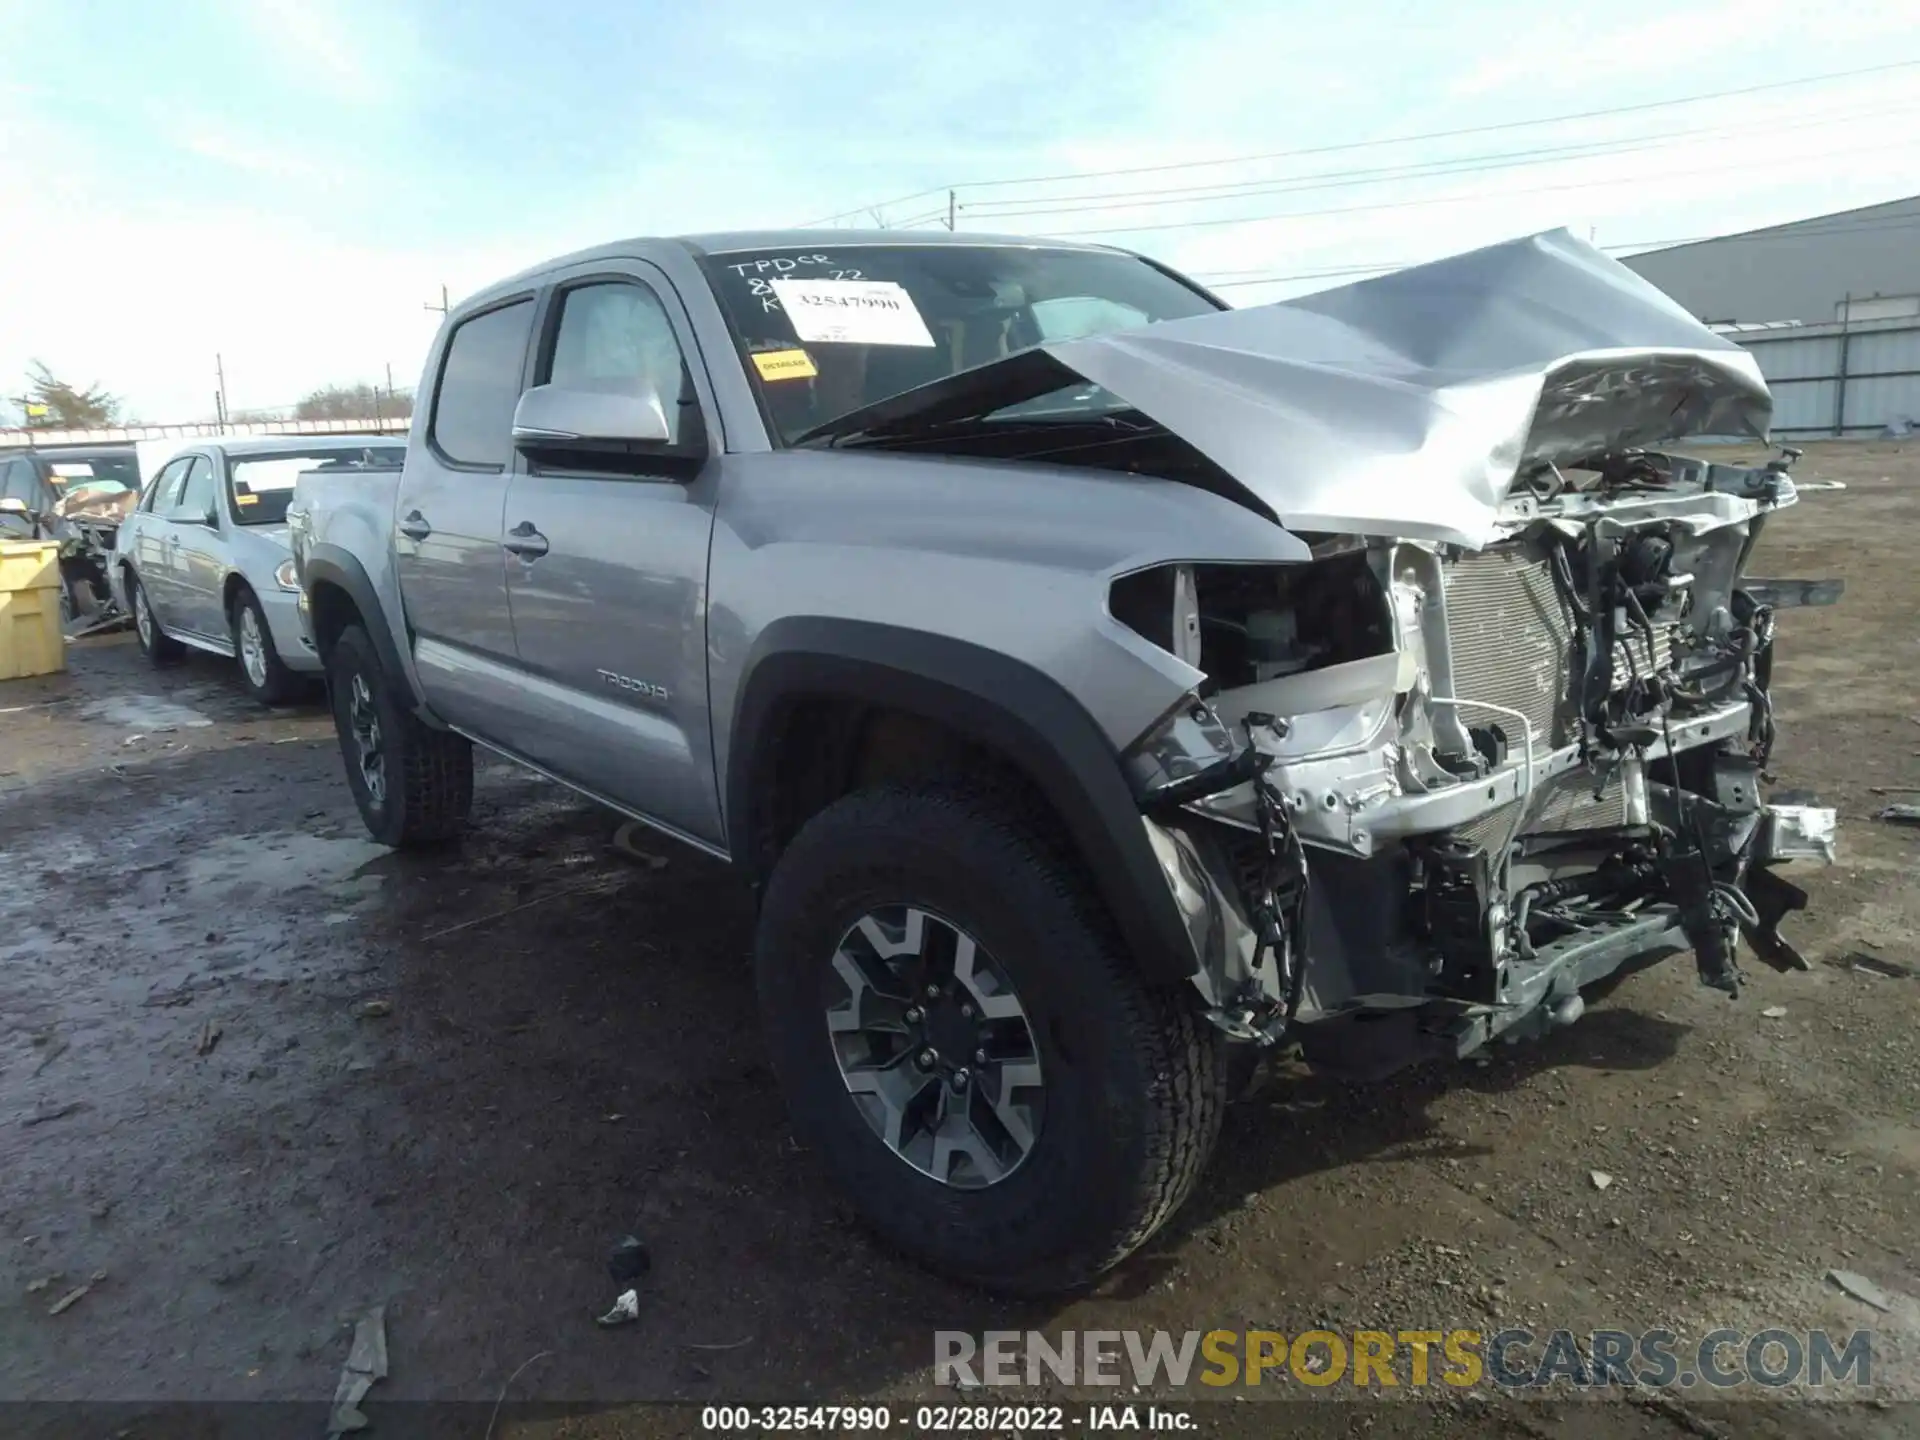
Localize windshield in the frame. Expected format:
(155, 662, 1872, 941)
(47, 455, 140, 490)
(228, 446, 404, 526)
(701, 244, 1220, 444)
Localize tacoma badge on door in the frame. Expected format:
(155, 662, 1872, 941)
(597, 669, 670, 703)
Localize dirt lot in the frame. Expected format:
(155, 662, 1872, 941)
(2, 442, 1917, 1438)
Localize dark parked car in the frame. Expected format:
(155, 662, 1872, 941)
(0, 445, 143, 619)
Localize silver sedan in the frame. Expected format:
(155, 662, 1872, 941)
(112, 436, 405, 704)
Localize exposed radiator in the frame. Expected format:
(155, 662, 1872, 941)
(1443, 544, 1675, 752)
(1443, 546, 1573, 748)
(1443, 543, 1671, 850)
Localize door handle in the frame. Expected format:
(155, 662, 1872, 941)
(502, 521, 549, 559)
(398, 510, 432, 542)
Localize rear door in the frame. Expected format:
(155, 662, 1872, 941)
(394, 295, 538, 733)
(167, 455, 229, 639)
(498, 265, 724, 845)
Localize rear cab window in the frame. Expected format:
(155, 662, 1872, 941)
(431, 300, 536, 468)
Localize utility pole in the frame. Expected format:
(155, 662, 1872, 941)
(946, 190, 956, 231)
(214, 354, 229, 430)
(424, 283, 449, 316)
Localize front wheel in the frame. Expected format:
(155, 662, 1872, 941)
(231, 585, 299, 706)
(754, 784, 1226, 1294)
(326, 624, 473, 846)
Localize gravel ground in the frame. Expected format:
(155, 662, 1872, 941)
(1, 442, 1916, 1438)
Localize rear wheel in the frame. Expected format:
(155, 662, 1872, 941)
(755, 784, 1225, 1294)
(128, 571, 184, 664)
(230, 585, 299, 706)
(326, 623, 472, 846)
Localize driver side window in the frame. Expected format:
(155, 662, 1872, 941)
(544, 281, 688, 444)
(171, 456, 217, 523)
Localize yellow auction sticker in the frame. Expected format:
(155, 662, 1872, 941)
(235, 492, 260, 506)
(752, 348, 818, 381)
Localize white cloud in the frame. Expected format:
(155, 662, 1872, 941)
(177, 128, 330, 183)
(238, 0, 386, 104)
(1451, 0, 1920, 98)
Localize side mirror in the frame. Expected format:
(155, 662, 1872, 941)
(513, 380, 673, 446)
(0, 497, 29, 517)
(511, 379, 707, 474)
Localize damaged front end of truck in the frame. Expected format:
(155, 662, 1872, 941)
(1119, 455, 1840, 1076)
(1099, 233, 1844, 1076)
(805, 229, 1842, 1078)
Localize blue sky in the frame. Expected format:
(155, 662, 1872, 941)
(3, 0, 1918, 421)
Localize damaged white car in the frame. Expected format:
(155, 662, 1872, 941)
(292, 225, 1839, 1292)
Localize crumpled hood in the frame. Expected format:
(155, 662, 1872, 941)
(812, 230, 1773, 549)
(53, 485, 137, 525)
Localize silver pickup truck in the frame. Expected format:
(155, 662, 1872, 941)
(289, 227, 1838, 1294)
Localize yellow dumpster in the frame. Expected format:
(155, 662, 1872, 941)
(0, 540, 65, 679)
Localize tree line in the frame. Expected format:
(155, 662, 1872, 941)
(9, 363, 412, 429)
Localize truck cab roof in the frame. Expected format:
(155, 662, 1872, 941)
(460, 230, 1128, 314)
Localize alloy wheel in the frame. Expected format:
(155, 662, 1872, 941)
(134, 584, 153, 648)
(238, 605, 268, 689)
(825, 905, 1044, 1189)
(348, 672, 386, 806)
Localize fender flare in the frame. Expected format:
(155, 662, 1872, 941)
(727, 617, 1200, 985)
(302, 545, 419, 707)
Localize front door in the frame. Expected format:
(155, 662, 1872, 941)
(166, 454, 226, 639)
(499, 266, 724, 846)
(393, 295, 537, 734)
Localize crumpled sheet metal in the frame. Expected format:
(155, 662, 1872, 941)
(1050, 229, 1772, 549)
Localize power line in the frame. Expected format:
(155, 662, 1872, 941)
(1191, 209, 1920, 278)
(953, 101, 1917, 221)
(1189, 212, 1920, 290)
(1032, 133, 1920, 239)
(960, 57, 1920, 190)
(797, 55, 1920, 226)
(798, 187, 953, 228)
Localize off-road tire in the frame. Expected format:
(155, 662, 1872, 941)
(127, 570, 185, 664)
(230, 584, 300, 707)
(327, 623, 472, 847)
(755, 784, 1225, 1294)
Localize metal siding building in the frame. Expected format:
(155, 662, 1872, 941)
(1717, 318, 1920, 437)
(1621, 195, 1920, 326)
(1622, 197, 1920, 437)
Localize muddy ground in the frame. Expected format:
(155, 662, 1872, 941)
(2, 442, 1917, 1439)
